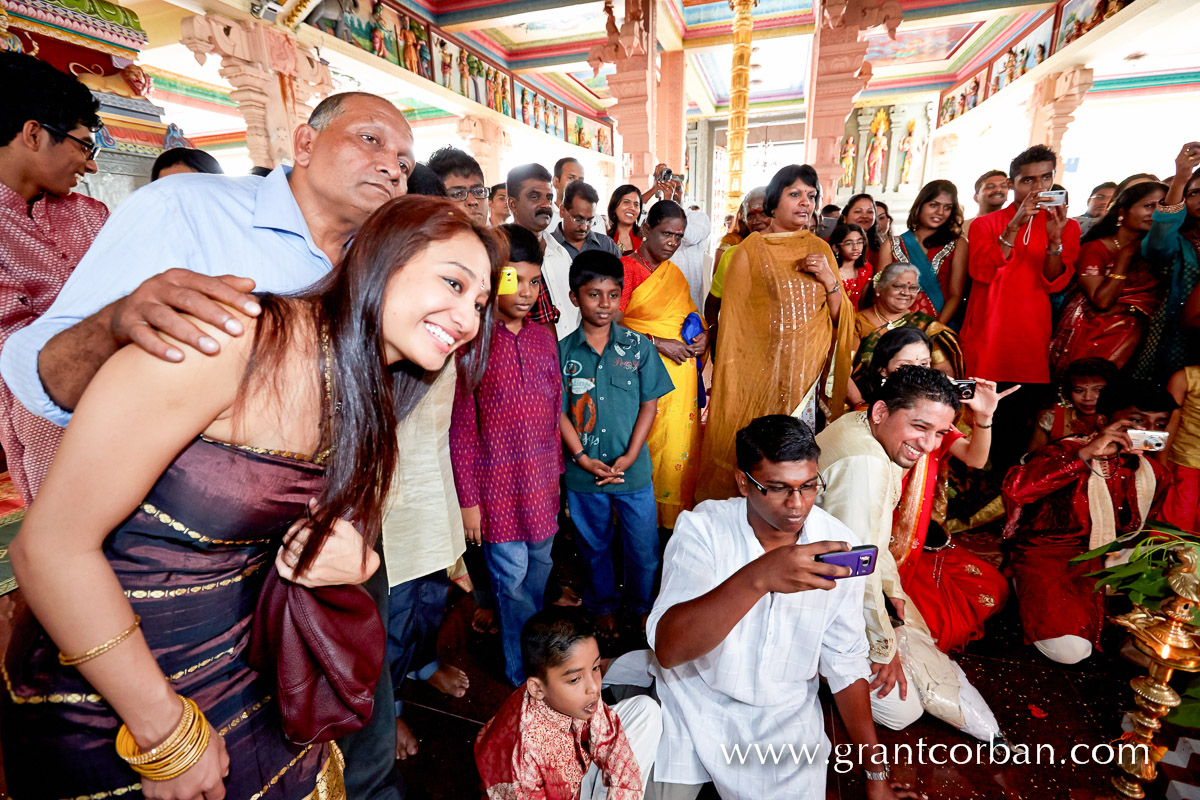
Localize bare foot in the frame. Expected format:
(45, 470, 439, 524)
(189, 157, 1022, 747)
(595, 613, 620, 642)
(425, 664, 470, 698)
(553, 584, 583, 607)
(395, 717, 419, 760)
(472, 607, 499, 634)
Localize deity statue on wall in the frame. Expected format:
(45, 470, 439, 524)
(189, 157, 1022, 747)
(966, 78, 980, 110)
(457, 49, 471, 99)
(0, 8, 36, 55)
(1104, 0, 1127, 20)
(402, 22, 418, 72)
(369, 2, 387, 59)
(897, 119, 920, 186)
(436, 39, 453, 89)
(551, 103, 559, 136)
(596, 126, 607, 154)
(865, 108, 889, 186)
(417, 30, 432, 79)
(1017, 46, 1029, 77)
(501, 80, 511, 116)
(990, 75, 1000, 96)
(520, 86, 530, 124)
(839, 136, 856, 188)
(1034, 43, 1047, 66)
(532, 94, 542, 130)
(1004, 48, 1017, 83)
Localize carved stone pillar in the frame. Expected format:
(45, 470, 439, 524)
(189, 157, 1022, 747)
(655, 49, 686, 180)
(606, 0, 656, 189)
(1027, 66, 1093, 180)
(457, 116, 509, 183)
(181, 13, 332, 168)
(927, 132, 958, 181)
(804, 0, 902, 200)
(885, 104, 907, 193)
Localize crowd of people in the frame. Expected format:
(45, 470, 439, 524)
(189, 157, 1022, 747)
(3, 49, 1200, 800)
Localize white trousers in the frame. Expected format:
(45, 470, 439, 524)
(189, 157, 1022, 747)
(1035, 634, 1093, 664)
(580, 695, 664, 799)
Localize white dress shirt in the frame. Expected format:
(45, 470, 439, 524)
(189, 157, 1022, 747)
(646, 498, 872, 798)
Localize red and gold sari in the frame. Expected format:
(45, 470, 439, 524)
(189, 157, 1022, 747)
(892, 428, 1009, 652)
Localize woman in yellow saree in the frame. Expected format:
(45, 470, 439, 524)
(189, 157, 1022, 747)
(696, 165, 855, 502)
(620, 201, 708, 527)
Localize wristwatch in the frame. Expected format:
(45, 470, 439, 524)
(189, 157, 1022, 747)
(570, 450, 585, 464)
(864, 763, 891, 782)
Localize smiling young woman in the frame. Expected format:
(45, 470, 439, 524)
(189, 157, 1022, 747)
(877, 180, 968, 325)
(2, 195, 505, 800)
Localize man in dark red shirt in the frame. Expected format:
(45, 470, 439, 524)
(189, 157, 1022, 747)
(0, 53, 108, 502)
(961, 144, 1080, 476)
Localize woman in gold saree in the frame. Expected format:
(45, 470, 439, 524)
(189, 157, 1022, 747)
(620, 201, 707, 527)
(696, 164, 855, 502)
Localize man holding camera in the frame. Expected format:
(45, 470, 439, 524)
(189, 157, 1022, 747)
(642, 163, 681, 208)
(960, 144, 1081, 476)
(1002, 382, 1174, 664)
(816, 367, 1003, 744)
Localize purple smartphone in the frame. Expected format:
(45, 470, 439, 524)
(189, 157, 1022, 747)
(814, 545, 878, 578)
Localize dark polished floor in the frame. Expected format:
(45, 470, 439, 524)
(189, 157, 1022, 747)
(395, 528, 1199, 800)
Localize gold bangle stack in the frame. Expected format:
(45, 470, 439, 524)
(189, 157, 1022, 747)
(115, 696, 211, 781)
(58, 615, 141, 666)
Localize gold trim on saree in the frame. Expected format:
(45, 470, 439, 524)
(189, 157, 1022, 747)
(140, 503, 273, 546)
(124, 561, 265, 599)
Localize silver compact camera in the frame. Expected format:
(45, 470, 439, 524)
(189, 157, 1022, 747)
(1127, 429, 1169, 452)
(1038, 190, 1067, 207)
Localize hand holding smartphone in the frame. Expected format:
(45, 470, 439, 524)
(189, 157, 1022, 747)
(814, 544, 878, 578)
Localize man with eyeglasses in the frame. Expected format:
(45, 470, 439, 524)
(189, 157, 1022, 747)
(0, 53, 108, 503)
(543, 180, 619, 339)
(427, 145, 488, 226)
(646, 414, 925, 800)
(816, 366, 1004, 746)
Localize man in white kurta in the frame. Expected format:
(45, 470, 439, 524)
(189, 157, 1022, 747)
(816, 367, 1002, 742)
(645, 415, 919, 800)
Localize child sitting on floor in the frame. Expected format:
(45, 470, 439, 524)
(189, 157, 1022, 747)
(474, 608, 662, 799)
(1027, 357, 1116, 454)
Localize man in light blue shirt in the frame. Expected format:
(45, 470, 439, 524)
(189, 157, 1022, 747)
(0, 90, 416, 800)
(2, 91, 414, 429)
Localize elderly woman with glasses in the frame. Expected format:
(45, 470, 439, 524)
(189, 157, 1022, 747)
(853, 261, 963, 386)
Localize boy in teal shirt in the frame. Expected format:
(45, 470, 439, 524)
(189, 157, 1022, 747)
(558, 251, 673, 639)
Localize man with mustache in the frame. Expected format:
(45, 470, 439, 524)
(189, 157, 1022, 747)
(506, 163, 561, 335)
(1, 90, 417, 800)
(816, 367, 1005, 745)
(962, 169, 1008, 239)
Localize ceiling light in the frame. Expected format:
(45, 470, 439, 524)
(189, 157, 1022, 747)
(1124, 51, 1147, 61)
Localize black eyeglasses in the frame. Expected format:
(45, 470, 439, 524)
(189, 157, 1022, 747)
(41, 123, 101, 160)
(569, 215, 595, 227)
(743, 470, 825, 500)
(447, 186, 489, 201)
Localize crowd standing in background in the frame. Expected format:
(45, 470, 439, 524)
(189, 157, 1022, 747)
(4, 50, 1200, 799)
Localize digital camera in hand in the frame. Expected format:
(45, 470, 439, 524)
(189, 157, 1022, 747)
(950, 379, 976, 400)
(1038, 190, 1067, 207)
(1128, 429, 1169, 452)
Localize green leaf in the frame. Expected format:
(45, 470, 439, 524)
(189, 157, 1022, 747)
(1165, 697, 1200, 727)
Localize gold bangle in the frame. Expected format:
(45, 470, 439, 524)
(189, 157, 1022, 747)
(1107, 273, 1128, 281)
(1158, 200, 1186, 213)
(118, 696, 192, 766)
(115, 696, 212, 781)
(58, 615, 141, 666)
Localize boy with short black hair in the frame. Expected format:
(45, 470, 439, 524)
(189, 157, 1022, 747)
(474, 608, 662, 799)
(559, 251, 674, 641)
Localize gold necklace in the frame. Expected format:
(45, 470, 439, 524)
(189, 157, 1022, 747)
(872, 306, 905, 330)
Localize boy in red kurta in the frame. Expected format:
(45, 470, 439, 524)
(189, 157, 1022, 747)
(475, 608, 661, 799)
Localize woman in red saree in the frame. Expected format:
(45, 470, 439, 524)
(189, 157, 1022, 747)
(1049, 181, 1168, 374)
(862, 328, 1012, 652)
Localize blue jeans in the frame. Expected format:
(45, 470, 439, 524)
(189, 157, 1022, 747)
(567, 485, 659, 616)
(484, 536, 555, 685)
(385, 570, 450, 717)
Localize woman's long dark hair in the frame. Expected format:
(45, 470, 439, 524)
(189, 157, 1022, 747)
(839, 193, 880, 251)
(906, 179, 964, 249)
(1081, 181, 1168, 245)
(829, 223, 868, 271)
(607, 184, 642, 238)
(861, 327, 934, 403)
(240, 195, 506, 575)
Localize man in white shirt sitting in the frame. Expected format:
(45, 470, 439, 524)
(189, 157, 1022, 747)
(647, 415, 926, 800)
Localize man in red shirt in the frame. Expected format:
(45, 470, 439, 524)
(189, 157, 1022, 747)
(961, 144, 1080, 474)
(0, 53, 108, 502)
